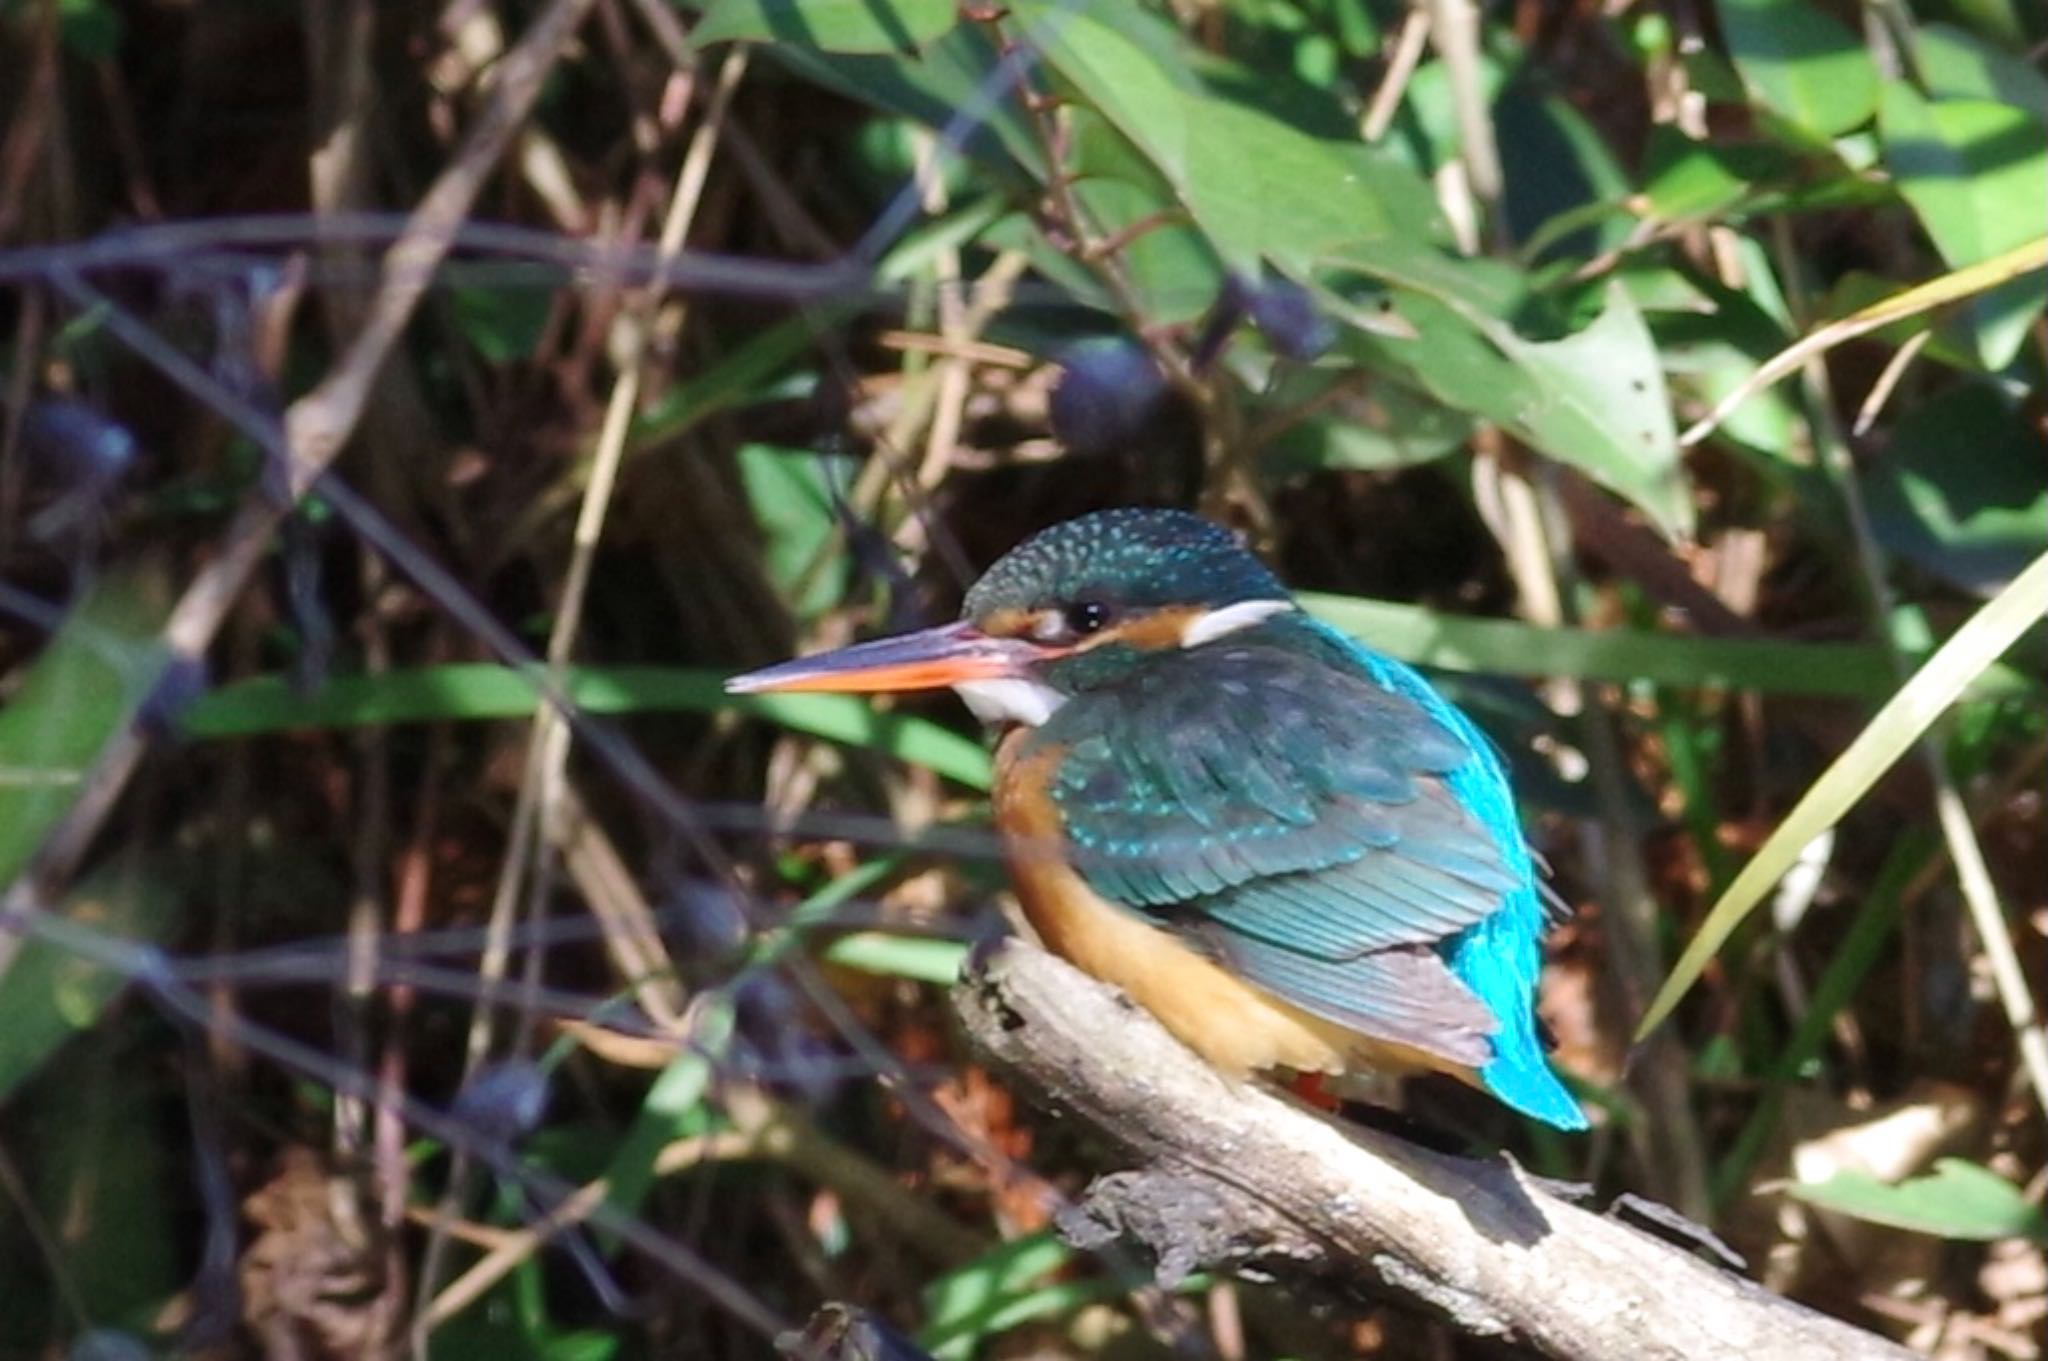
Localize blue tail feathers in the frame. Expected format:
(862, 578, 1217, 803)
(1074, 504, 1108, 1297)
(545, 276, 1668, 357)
(1322, 626, 1589, 1131)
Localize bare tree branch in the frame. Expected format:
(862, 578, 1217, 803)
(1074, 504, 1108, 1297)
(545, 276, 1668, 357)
(954, 941, 1914, 1361)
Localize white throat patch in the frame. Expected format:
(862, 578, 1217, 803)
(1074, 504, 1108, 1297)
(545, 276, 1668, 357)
(954, 676, 1067, 728)
(1180, 598, 1293, 648)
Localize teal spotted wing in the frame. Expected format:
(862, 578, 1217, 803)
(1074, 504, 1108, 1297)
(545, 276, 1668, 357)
(1029, 636, 1516, 1067)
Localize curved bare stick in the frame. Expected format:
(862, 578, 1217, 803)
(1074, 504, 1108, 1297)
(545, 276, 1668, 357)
(954, 942, 1913, 1361)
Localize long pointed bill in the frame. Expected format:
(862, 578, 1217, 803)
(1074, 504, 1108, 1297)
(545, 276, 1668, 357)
(724, 621, 1043, 696)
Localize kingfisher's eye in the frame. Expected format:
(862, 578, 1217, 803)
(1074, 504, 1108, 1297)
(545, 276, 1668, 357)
(1062, 600, 1113, 636)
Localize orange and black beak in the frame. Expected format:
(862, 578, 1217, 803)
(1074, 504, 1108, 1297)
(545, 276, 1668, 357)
(724, 620, 1043, 696)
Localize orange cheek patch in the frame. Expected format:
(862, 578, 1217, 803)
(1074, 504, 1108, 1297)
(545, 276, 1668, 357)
(978, 607, 1039, 640)
(1082, 605, 1203, 652)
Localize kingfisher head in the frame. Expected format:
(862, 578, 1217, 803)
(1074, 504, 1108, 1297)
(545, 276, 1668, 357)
(725, 508, 1298, 727)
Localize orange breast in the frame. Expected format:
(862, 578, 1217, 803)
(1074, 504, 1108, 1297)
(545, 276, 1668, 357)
(993, 731, 1467, 1082)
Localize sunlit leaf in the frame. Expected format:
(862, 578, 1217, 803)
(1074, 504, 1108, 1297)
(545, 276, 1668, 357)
(1355, 283, 1691, 536)
(1880, 86, 2048, 369)
(1791, 1159, 2048, 1241)
(1718, 0, 1879, 139)
(820, 932, 966, 984)
(1913, 22, 2048, 119)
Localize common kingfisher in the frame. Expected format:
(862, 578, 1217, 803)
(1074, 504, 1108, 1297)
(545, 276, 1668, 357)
(727, 509, 1587, 1130)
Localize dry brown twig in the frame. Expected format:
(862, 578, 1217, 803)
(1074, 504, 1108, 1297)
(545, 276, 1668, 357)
(956, 941, 1917, 1361)
(0, 0, 603, 967)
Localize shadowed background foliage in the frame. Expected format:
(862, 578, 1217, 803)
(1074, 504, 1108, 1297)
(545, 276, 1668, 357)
(0, 0, 2043, 1357)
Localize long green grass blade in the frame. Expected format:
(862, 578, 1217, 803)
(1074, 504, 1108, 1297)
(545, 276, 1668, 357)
(1305, 593, 1926, 697)
(1637, 548, 2048, 1038)
(183, 664, 993, 790)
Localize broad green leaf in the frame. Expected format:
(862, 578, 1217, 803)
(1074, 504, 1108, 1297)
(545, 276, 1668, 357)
(182, 664, 995, 789)
(23, 1002, 180, 1324)
(1718, 0, 1878, 139)
(691, 0, 955, 53)
(1498, 89, 1633, 260)
(1356, 283, 1690, 535)
(1865, 382, 2048, 594)
(0, 865, 177, 1100)
(1012, 0, 1460, 285)
(758, 24, 1042, 185)
(1638, 547, 2048, 1037)
(1640, 127, 1752, 221)
(1790, 1159, 2048, 1241)
(1070, 174, 1223, 323)
(1914, 22, 2048, 120)
(0, 576, 171, 889)
(736, 444, 850, 622)
(1490, 281, 1686, 534)
(1880, 87, 2048, 369)
(1259, 382, 1475, 478)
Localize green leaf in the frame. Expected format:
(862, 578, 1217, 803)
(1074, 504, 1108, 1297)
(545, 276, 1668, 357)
(1638, 547, 2048, 1037)
(819, 932, 966, 984)
(921, 1230, 1073, 1359)
(1790, 1159, 2048, 1241)
(1259, 382, 1475, 478)
(596, 996, 733, 1253)
(56, 0, 123, 59)
(1357, 283, 1691, 536)
(0, 865, 177, 1100)
(0, 575, 171, 889)
(1070, 175, 1224, 323)
(1880, 87, 2048, 369)
(1913, 23, 2048, 121)
(450, 286, 552, 363)
(752, 24, 1042, 184)
(691, 0, 956, 53)
(1718, 0, 1879, 139)
(1489, 281, 1686, 534)
(21, 1004, 180, 1325)
(1640, 127, 1753, 221)
(1865, 382, 2048, 594)
(181, 664, 994, 790)
(1012, 0, 1457, 282)
(632, 310, 848, 446)
(736, 444, 849, 622)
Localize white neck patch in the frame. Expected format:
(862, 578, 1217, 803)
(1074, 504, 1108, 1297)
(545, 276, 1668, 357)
(1180, 598, 1293, 649)
(954, 676, 1067, 728)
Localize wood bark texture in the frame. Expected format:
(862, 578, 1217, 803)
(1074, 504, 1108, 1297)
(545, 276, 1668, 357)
(953, 941, 1914, 1361)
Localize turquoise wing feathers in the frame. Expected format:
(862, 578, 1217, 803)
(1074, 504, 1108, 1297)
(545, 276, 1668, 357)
(1026, 614, 1586, 1130)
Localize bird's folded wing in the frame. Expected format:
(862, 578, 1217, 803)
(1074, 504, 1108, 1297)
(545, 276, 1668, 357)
(1035, 642, 1519, 1060)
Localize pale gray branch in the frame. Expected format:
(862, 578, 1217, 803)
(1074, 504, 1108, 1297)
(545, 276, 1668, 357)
(953, 942, 1912, 1361)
